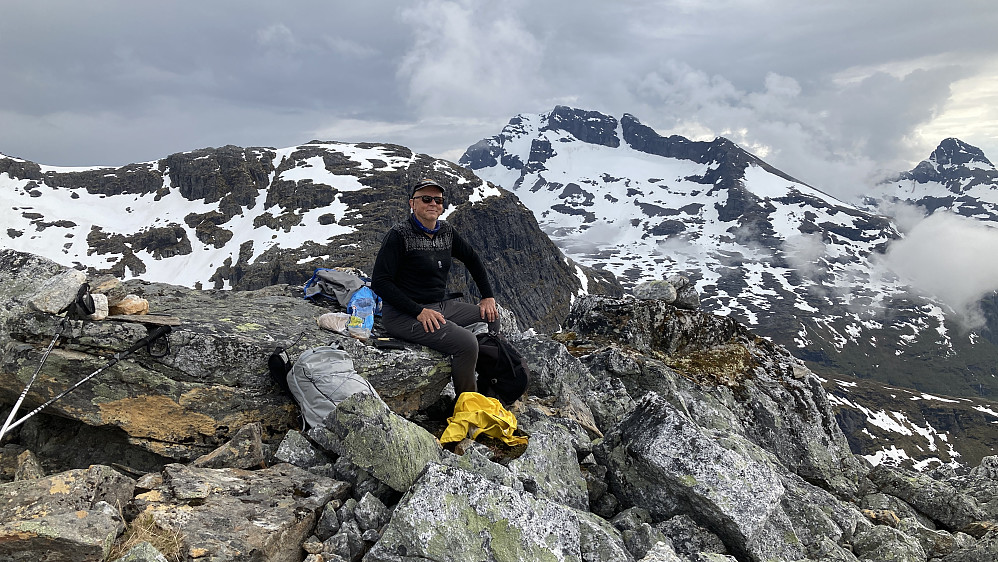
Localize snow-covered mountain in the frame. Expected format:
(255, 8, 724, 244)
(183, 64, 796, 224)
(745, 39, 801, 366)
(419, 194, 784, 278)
(3, 144, 473, 288)
(870, 137, 998, 220)
(0, 142, 620, 332)
(461, 106, 998, 400)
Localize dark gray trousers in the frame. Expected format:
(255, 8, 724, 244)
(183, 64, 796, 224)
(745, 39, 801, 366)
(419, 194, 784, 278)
(381, 300, 500, 395)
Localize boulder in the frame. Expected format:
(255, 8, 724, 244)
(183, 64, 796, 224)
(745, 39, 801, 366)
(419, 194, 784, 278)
(862, 491, 936, 529)
(131, 462, 346, 562)
(868, 464, 989, 532)
(89, 292, 110, 321)
(655, 514, 730, 559)
(0, 464, 135, 561)
(597, 392, 806, 562)
(26, 268, 87, 314)
(635, 541, 687, 562)
(307, 392, 445, 492)
(611, 507, 671, 559)
(938, 529, 998, 562)
(507, 408, 589, 510)
(852, 524, 927, 562)
(332, 334, 453, 416)
(633, 280, 677, 303)
(898, 518, 976, 559)
(667, 274, 700, 310)
(780, 474, 866, 558)
(191, 421, 265, 469)
(108, 294, 149, 315)
(365, 463, 634, 562)
(274, 429, 335, 469)
(354, 492, 390, 532)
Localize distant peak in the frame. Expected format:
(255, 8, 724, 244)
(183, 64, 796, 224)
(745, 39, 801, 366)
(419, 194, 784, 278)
(539, 106, 620, 148)
(930, 138, 993, 168)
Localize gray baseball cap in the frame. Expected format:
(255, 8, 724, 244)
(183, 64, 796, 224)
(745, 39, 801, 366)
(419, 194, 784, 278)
(410, 179, 445, 198)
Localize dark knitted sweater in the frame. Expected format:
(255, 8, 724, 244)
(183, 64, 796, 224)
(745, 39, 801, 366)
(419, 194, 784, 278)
(371, 217, 494, 318)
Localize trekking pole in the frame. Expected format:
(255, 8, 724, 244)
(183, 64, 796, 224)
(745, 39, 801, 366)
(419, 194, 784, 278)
(0, 318, 70, 441)
(0, 283, 96, 441)
(0, 325, 172, 440)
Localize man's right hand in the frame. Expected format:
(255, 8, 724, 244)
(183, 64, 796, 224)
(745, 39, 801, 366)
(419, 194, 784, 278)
(417, 308, 446, 332)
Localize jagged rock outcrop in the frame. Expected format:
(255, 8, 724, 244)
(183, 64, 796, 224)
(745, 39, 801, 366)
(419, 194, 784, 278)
(599, 393, 807, 561)
(365, 463, 633, 562)
(447, 190, 620, 331)
(2, 250, 998, 561)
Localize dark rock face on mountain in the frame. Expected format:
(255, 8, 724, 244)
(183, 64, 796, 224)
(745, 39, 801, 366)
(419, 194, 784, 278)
(1, 142, 620, 333)
(543, 105, 621, 148)
(3, 251, 998, 561)
(619, 113, 804, 190)
(931, 137, 993, 168)
(900, 138, 995, 187)
(165, 145, 274, 209)
(447, 193, 619, 330)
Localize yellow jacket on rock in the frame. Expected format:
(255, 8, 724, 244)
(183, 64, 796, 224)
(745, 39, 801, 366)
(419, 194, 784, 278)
(440, 392, 528, 446)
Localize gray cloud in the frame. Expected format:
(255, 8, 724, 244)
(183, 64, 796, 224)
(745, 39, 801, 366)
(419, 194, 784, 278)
(879, 210, 998, 329)
(0, 0, 996, 197)
(397, 1, 545, 118)
(782, 233, 829, 283)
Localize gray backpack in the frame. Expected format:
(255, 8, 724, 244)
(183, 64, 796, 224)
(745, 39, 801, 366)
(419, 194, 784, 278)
(287, 346, 381, 429)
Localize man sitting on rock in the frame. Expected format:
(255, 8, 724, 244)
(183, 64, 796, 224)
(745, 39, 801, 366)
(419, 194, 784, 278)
(372, 179, 499, 396)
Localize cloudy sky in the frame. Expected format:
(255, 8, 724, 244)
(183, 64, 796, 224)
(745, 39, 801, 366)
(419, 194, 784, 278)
(2, 0, 997, 201)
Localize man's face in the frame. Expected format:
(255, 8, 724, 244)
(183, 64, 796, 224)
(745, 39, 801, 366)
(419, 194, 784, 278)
(410, 187, 445, 225)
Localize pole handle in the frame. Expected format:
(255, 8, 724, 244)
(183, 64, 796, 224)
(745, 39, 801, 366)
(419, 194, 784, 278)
(119, 325, 172, 357)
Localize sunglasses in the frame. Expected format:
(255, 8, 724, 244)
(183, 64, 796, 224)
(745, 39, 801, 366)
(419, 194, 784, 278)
(413, 195, 445, 205)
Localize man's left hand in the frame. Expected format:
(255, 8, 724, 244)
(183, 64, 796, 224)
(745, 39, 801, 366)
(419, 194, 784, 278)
(479, 297, 498, 323)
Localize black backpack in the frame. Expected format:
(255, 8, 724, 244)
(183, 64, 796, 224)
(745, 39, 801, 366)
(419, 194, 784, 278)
(268, 346, 294, 394)
(476, 332, 530, 405)
(268, 332, 306, 395)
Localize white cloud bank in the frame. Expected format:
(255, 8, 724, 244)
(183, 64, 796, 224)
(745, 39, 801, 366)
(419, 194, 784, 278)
(880, 210, 998, 328)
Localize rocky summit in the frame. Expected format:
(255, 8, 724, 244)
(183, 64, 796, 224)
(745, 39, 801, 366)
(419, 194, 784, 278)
(2, 249, 998, 562)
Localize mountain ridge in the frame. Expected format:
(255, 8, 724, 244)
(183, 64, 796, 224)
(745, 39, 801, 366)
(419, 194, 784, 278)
(460, 105, 998, 402)
(1, 141, 622, 333)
